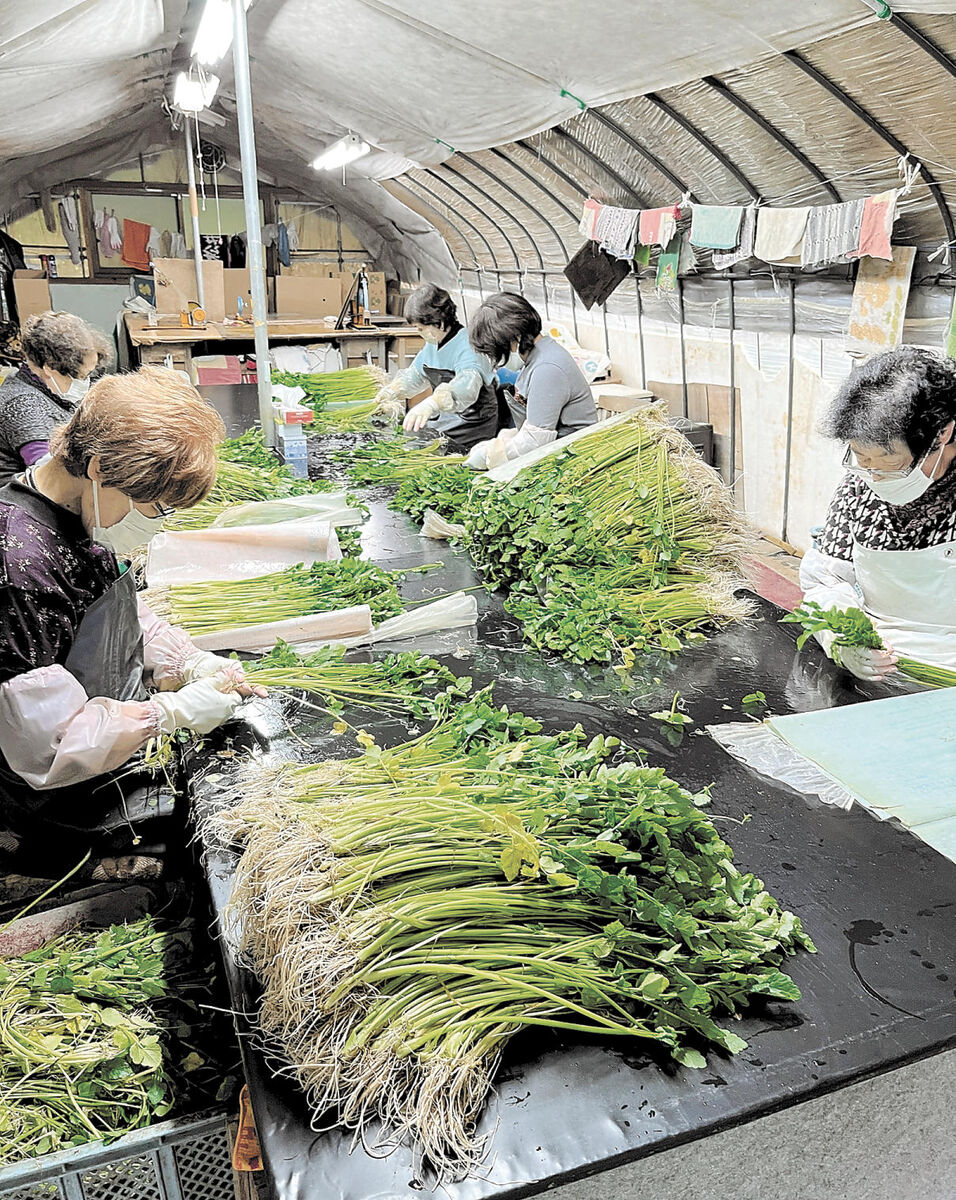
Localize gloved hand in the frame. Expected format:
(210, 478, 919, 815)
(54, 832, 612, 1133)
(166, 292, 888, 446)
(831, 640, 898, 681)
(403, 396, 440, 432)
(465, 440, 492, 470)
(182, 650, 268, 698)
(151, 673, 243, 735)
(372, 382, 406, 423)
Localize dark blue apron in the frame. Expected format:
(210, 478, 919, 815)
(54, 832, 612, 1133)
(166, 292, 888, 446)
(421, 365, 500, 452)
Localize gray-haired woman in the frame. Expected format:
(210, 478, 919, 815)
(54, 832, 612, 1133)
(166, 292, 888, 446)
(0, 310, 112, 486)
(800, 346, 956, 678)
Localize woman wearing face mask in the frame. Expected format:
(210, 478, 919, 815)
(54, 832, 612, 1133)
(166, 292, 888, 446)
(0, 310, 113, 486)
(0, 366, 266, 878)
(800, 346, 956, 680)
(370, 284, 498, 451)
(464, 292, 597, 470)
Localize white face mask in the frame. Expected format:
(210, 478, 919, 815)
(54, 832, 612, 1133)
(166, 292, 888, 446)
(49, 372, 90, 403)
(419, 327, 443, 345)
(505, 351, 525, 372)
(863, 441, 945, 506)
(91, 480, 167, 556)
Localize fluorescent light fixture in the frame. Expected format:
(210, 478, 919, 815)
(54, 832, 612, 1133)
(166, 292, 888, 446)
(192, 0, 253, 67)
(173, 71, 220, 113)
(311, 133, 372, 172)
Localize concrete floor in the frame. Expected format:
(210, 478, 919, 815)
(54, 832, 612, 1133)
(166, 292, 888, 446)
(547, 1050, 955, 1200)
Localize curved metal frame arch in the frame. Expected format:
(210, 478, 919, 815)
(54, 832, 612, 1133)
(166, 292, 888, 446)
(383, 176, 482, 268)
(422, 168, 522, 276)
(701, 74, 842, 203)
(552, 125, 649, 206)
(487, 147, 581, 231)
(515, 138, 589, 200)
(397, 175, 501, 275)
(644, 92, 760, 200)
(782, 49, 955, 244)
(458, 153, 568, 261)
(586, 107, 696, 203)
(439, 162, 541, 274)
(886, 12, 956, 82)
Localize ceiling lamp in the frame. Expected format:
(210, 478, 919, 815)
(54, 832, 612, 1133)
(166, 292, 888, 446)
(173, 71, 220, 113)
(312, 133, 372, 172)
(192, 0, 254, 67)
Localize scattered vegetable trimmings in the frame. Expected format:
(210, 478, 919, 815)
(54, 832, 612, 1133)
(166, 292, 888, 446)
(0, 918, 212, 1164)
(461, 409, 754, 665)
(143, 558, 404, 636)
(242, 640, 470, 715)
(783, 601, 956, 689)
(215, 688, 813, 1179)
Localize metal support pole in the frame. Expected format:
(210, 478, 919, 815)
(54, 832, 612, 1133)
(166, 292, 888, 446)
(728, 279, 737, 491)
(634, 276, 647, 389)
(601, 303, 611, 358)
(232, 0, 275, 447)
(568, 285, 579, 341)
(781, 279, 797, 543)
(183, 118, 205, 310)
(677, 278, 688, 418)
(541, 270, 551, 321)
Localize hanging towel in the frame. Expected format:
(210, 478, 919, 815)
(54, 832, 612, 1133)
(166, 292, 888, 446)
(689, 205, 744, 250)
(57, 197, 81, 265)
(847, 245, 916, 356)
(121, 219, 151, 271)
(146, 226, 163, 262)
(261, 223, 279, 249)
(563, 241, 630, 309)
(801, 199, 865, 269)
(712, 203, 757, 270)
(753, 207, 809, 265)
(286, 220, 300, 254)
(159, 230, 172, 258)
(169, 232, 188, 259)
(229, 233, 246, 268)
(596, 205, 640, 260)
(277, 222, 291, 268)
(848, 189, 899, 262)
(578, 199, 603, 240)
(106, 212, 123, 258)
(200, 234, 228, 262)
(639, 205, 680, 248)
(655, 234, 682, 292)
(634, 243, 651, 268)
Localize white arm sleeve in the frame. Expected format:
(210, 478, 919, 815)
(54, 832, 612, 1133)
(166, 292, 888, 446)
(505, 422, 558, 461)
(392, 364, 430, 400)
(138, 597, 195, 690)
(798, 547, 862, 654)
(448, 368, 483, 413)
(0, 665, 160, 791)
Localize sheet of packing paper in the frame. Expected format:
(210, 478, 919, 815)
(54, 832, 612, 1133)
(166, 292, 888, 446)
(145, 520, 341, 585)
(709, 688, 956, 862)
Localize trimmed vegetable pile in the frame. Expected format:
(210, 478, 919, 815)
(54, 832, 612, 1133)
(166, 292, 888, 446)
(339, 436, 464, 487)
(783, 600, 956, 688)
(462, 409, 754, 664)
(272, 366, 387, 433)
(0, 918, 217, 1163)
(213, 690, 813, 1179)
(143, 558, 403, 636)
(243, 640, 469, 714)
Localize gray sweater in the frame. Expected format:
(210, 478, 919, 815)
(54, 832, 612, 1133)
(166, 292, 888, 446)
(0, 368, 75, 486)
(515, 337, 597, 437)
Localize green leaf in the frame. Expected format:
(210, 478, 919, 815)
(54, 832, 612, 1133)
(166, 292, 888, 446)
(672, 1047, 707, 1069)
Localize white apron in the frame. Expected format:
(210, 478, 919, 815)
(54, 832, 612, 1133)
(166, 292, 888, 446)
(853, 539, 956, 669)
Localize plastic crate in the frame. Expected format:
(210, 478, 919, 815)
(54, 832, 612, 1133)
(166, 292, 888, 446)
(0, 1112, 234, 1200)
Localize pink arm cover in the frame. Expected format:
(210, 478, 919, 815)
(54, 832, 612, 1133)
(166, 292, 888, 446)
(0, 664, 160, 790)
(138, 597, 196, 689)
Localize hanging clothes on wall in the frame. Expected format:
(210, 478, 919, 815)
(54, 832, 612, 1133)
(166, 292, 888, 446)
(120, 219, 151, 271)
(57, 197, 81, 265)
(229, 233, 246, 268)
(638, 205, 680, 249)
(277, 222, 291, 268)
(159, 230, 173, 258)
(655, 234, 682, 292)
(801, 199, 865, 269)
(578, 199, 603, 240)
(169, 232, 188, 259)
(753, 207, 810, 265)
(146, 226, 163, 263)
(200, 234, 228, 263)
(595, 205, 640, 261)
(712, 203, 757, 270)
(261, 224, 279, 249)
(689, 205, 744, 251)
(95, 209, 122, 260)
(848, 190, 899, 262)
(634, 243, 651, 268)
(286, 221, 300, 254)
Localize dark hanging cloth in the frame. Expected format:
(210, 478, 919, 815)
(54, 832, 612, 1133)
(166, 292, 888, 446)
(563, 241, 630, 309)
(229, 233, 246, 268)
(200, 234, 229, 263)
(0, 230, 26, 363)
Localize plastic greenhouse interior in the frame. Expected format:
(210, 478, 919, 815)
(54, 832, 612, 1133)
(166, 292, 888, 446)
(0, 3, 954, 1199)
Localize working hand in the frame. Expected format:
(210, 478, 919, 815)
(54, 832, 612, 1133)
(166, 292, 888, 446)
(464, 440, 492, 470)
(403, 396, 440, 432)
(831, 642, 898, 681)
(183, 650, 267, 698)
(372, 382, 405, 423)
(151, 673, 243, 735)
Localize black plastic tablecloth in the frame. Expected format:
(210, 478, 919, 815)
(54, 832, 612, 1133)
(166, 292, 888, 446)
(188, 481, 956, 1200)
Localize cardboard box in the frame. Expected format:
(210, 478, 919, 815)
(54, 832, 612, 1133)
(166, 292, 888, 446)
(287, 265, 386, 315)
(13, 270, 53, 323)
(153, 258, 226, 323)
(274, 276, 341, 318)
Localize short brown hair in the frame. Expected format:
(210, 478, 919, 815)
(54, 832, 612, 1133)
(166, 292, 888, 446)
(50, 367, 225, 508)
(22, 311, 113, 376)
